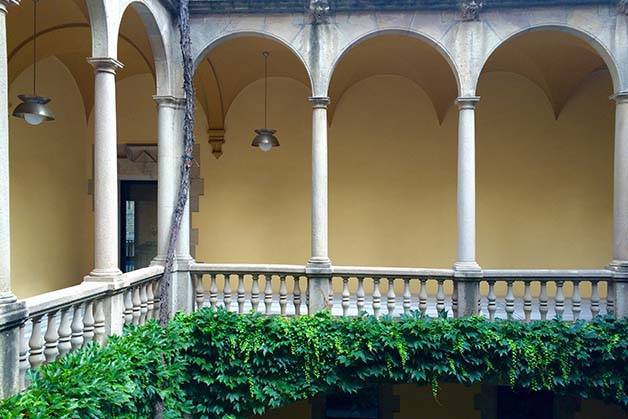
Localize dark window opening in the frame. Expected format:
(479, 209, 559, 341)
(119, 181, 158, 273)
(325, 387, 380, 419)
(497, 387, 554, 419)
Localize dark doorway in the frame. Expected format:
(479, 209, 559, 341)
(119, 181, 158, 273)
(497, 387, 554, 419)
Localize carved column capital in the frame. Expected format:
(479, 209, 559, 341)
(460, 0, 484, 21)
(611, 91, 628, 104)
(618, 0, 628, 15)
(87, 57, 124, 75)
(153, 95, 186, 109)
(0, 0, 19, 13)
(456, 96, 480, 110)
(309, 96, 330, 109)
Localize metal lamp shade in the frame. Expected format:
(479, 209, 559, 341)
(251, 128, 279, 151)
(13, 95, 55, 125)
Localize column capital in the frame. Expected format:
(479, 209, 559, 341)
(153, 95, 186, 109)
(0, 1, 19, 13)
(611, 91, 628, 104)
(309, 96, 330, 109)
(456, 96, 480, 110)
(87, 57, 124, 75)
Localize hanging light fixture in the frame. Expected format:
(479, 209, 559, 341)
(251, 51, 279, 152)
(13, 0, 54, 126)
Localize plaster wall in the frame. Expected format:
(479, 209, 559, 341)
(6, 59, 614, 298)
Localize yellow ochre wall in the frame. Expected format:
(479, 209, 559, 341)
(8, 63, 613, 297)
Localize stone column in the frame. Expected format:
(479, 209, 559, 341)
(152, 96, 182, 264)
(0, 0, 28, 398)
(610, 91, 628, 318)
(307, 96, 332, 313)
(152, 97, 193, 313)
(87, 57, 123, 279)
(454, 96, 481, 316)
(84, 58, 124, 337)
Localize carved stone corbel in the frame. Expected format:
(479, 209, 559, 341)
(309, 0, 330, 24)
(460, 0, 484, 21)
(208, 129, 226, 159)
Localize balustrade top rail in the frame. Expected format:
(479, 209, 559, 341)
(23, 265, 164, 319)
(333, 266, 454, 278)
(190, 263, 306, 275)
(482, 269, 613, 280)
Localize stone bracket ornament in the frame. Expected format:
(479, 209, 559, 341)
(208, 129, 225, 159)
(309, 0, 330, 24)
(460, 0, 484, 21)
(619, 0, 628, 15)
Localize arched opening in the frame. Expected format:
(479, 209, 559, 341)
(113, 2, 168, 273)
(192, 34, 312, 265)
(476, 29, 614, 269)
(327, 32, 460, 268)
(7, 0, 93, 297)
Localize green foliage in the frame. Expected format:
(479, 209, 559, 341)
(1, 310, 626, 418)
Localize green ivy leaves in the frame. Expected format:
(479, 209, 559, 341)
(1, 310, 626, 418)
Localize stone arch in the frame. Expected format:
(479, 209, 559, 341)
(326, 28, 462, 98)
(113, 0, 172, 96)
(476, 24, 621, 96)
(192, 30, 314, 94)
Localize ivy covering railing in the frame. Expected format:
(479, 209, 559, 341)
(1, 309, 626, 418)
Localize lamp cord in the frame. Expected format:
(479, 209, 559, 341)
(264, 51, 269, 129)
(33, 0, 37, 95)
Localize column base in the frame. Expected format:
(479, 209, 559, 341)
(453, 261, 482, 277)
(85, 268, 122, 282)
(0, 299, 28, 398)
(608, 260, 628, 276)
(306, 257, 332, 274)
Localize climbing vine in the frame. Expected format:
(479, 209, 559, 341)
(1, 311, 626, 418)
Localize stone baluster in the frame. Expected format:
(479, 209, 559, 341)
(539, 282, 548, 320)
(356, 277, 365, 314)
(146, 280, 155, 320)
(57, 308, 72, 358)
(70, 304, 84, 350)
(591, 281, 600, 318)
(419, 279, 428, 316)
(123, 289, 133, 325)
(94, 299, 106, 345)
(153, 279, 161, 320)
(372, 278, 381, 318)
(28, 316, 45, 369)
(607, 280, 615, 316)
(341, 277, 350, 316)
(452, 282, 458, 317)
(209, 275, 218, 308)
(523, 282, 532, 322)
(264, 275, 273, 315)
(572, 281, 581, 321)
(132, 286, 141, 325)
(43, 311, 59, 363)
(279, 275, 287, 315)
(139, 283, 148, 324)
(387, 278, 396, 316)
(555, 281, 565, 319)
(18, 323, 28, 390)
(224, 274, 233, 311)
(237, 274, 245, 314)
(251, 274, 260, 312)
(328, 277, 334, 308)
(403, 278, 411, 314)
(436, 280, 445, 316)
(194, 274, 204, 310)
(293, 276, 302, 316)
(487, 281, 496, 321)
(505, 281, 515, 320)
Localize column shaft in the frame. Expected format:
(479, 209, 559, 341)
(0, 3, 13, 303)
(308, 97, 331, 314)
(87, 58, 123, 278)
(455, 96, 481, 271)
